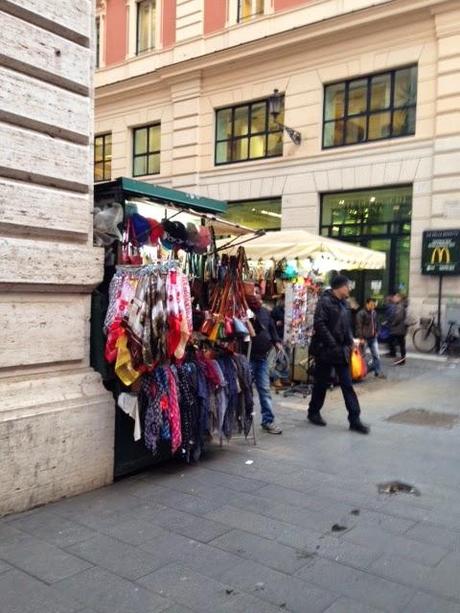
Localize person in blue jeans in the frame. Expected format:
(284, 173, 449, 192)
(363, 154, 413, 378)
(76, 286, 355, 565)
(247, 286, 283, 435)
(356, 298, 386, 379)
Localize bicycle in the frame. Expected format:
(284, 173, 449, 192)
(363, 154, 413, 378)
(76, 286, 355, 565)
(412, 316, 459, 355)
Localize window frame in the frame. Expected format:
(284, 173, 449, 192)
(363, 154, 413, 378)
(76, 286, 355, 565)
(237, 0, 265, 23)
(95, 17, 101, 68)
(322, 65, 417, 150)
(94, 133, 112, 183)
(214, 97, 284, 166)
(136, 0, 156, 56)
(132, 123, 161, 178)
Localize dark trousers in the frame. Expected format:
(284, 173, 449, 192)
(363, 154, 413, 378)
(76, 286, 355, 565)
(389, 335, 406, 359)
(308, 361, 361, 424)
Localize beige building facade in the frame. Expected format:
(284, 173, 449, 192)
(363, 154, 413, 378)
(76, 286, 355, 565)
(0, 1, 113, 515)
(96, 0, 460, 316)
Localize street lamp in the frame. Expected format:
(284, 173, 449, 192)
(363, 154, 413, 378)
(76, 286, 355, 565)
(268, 89, 302, 146)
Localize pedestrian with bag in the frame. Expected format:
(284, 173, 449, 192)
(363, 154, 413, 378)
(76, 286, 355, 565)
(246, 284, 283, 434)
(356, 298, 386, 379)
(307, 275, 370, 434)
(388, 293, 408, 365)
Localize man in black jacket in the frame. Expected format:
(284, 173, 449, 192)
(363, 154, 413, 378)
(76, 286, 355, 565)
(247, 286, 283, 435)
(307, 275, 370, 434)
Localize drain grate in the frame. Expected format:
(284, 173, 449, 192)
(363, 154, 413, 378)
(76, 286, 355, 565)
(386, 408, 459, 429)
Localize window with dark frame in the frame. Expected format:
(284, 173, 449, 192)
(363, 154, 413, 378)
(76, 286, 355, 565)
(136, 0, 156, 55)
(133, 124, 160, 177)
(95, 17, 101, 68)
(323, 65, 417, 149)
(215, 97, 284, 165)
(237, 0, 264, 23)
(94, 133, 111, 183)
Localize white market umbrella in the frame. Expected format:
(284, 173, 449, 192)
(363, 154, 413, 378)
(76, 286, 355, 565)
(220, 229, 386, 271)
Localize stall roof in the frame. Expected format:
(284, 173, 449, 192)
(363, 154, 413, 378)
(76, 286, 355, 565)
(94, 177, 227, 215)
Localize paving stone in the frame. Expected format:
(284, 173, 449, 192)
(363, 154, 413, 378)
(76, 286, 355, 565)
(216, 592, 283, 612)
(65, 534, 164, 580)
(55, 566, 170, 613)
(183, 466, 268, 494)
(0, 568, 83, 613)
(0, 559, 11, 574)
(205, 505, 291, 540)
(0, 530, 92, 584)
(139, 532, 241, 580)
(137, 562, 242, 612)
(405, 522, 460, 550)
(137, 505, 231, 543)
(48, 488, 136, 519)
(139, 485, 225, 515)
(8, 510, 97, 548)
(296, 557, 414, 612)
(218, 557, 337, 613)
(99, 517, 167, 546)
(161, 607, 194, 613)
(312, 534, 381, 570)
(255, 483, 331, 512)
(403, 591, 460, 613)
(341, 524, 448, 566)
(210, 528, 309, 574)
(323, 596, 384, 612)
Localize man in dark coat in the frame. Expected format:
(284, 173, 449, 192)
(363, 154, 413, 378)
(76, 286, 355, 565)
(247, 285, 283, 435)
(356, 298, 386, 378)
(307, 275, 370, 434)
(388, 293, 408, 365)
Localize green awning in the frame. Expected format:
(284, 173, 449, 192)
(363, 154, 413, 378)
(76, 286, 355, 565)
(95, 177, 227, 215)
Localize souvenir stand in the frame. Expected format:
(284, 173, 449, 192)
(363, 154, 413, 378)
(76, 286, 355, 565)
(92, 178, 255, 478)
(219, 230, 386, 397)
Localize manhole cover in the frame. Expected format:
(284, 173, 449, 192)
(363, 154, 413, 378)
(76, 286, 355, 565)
(386, 409, 459, 429)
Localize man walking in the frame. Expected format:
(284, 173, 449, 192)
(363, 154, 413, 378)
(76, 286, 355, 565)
(247, 285, 283, 434)
(388, 293, 408, 365)
(356, 298, 386, 379)
(307, 275, 370, 434)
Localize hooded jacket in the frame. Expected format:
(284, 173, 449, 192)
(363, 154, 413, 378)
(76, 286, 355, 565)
(310, 289, 354, 364)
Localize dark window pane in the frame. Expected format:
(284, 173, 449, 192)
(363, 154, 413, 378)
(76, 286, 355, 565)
(224, 198, 281, 231)
(105, 134, 112, 156)
(234, 106, 249, 137)
(133, 156, 147, 176)
(94, 138, 104, 162)
(250, 102, 266, 134)
(325, 83, 346, 120)
(345, 116, 367, 144)
(147, 153, 160, 174)
(368, 112, 391, 140)
(347, 79, 367, 116)
(370, 74, 391, 110)
(149, 125, 160, 152)
(216, 141, 230, 164)
(134, 128, 148, 154)
(267, 132, 283, 157)
(239, 0, 264, 22)
(104, 161, 111, 180)
(249, 134, 266, 158)
(232, 138, 248, 161)
(137, 0, 155, 53)
(394, 67, 417, 107)
(94, 163, 104, 182)
(323, 120, 344, 147)
(393, 108, 416, 136)
(216, 109, 232, 140)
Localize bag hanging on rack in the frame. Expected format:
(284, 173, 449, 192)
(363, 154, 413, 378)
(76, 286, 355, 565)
(120, 218, 143, 266)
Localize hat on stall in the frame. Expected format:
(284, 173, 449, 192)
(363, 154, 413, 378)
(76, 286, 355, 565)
(161, 219, 188, 250)
(130, 213, 151, 245)
(194, 225, 211, 254)
(185, 222, 200, 252)
(148, 218, 164, 243)
(330, 274, 350, 290)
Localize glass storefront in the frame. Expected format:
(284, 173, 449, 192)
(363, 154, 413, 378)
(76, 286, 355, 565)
(320, 186, 412, 306)
(224, 198, 282, 231)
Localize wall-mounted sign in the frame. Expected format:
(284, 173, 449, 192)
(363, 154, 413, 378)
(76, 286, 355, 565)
(422, 229, 460, 275)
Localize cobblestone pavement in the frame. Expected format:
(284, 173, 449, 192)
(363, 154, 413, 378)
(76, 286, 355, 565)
(1, 356, 460, 613)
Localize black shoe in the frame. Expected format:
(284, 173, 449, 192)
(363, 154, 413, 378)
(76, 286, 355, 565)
(308, 414, 327, 427)
(393, 357, 406, 366)
(349, 421, 370, 434)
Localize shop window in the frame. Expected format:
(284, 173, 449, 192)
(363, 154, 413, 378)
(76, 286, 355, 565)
(215, 98, 284, 165)
(137, 0, 156, 54)
(323, 66, 417, 148)
(133, 124, 160, 177)
(223, 198, 281, 231)
(237, 0, 264, 22)
(320, 187, 412, 304)
(94, 133, 112, 183)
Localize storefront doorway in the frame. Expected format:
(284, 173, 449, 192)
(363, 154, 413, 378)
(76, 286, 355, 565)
(320, 186, 412, 308)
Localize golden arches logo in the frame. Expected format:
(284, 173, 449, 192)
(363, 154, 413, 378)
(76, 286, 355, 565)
(431, 247, 451, 264)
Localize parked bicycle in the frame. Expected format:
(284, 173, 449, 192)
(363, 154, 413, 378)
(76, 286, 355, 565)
(412, 316, 459, 355)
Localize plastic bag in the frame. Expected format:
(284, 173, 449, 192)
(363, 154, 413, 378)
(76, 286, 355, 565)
(350, 347, 367, 382)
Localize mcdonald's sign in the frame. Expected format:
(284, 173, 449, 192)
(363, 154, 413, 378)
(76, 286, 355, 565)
(422, 229, 460, 275)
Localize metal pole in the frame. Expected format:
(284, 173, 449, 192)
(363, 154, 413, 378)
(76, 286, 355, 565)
(437, 274, 443, 351)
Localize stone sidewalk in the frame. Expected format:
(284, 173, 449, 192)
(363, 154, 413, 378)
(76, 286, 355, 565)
(1, 356, 460, 613)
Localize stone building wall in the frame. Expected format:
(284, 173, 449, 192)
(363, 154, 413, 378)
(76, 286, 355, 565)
(0, 0, 114, 516)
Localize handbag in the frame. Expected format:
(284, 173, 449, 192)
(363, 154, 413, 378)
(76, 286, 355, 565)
(120, 218, 143, 266)
(233, 317, 249, 337)
(350, 347, 367, 381)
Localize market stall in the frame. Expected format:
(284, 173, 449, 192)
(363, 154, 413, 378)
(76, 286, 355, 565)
(92, 178, 256, 477)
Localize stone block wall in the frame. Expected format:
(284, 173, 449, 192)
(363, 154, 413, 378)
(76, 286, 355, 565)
(0, 0, 114, 516)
